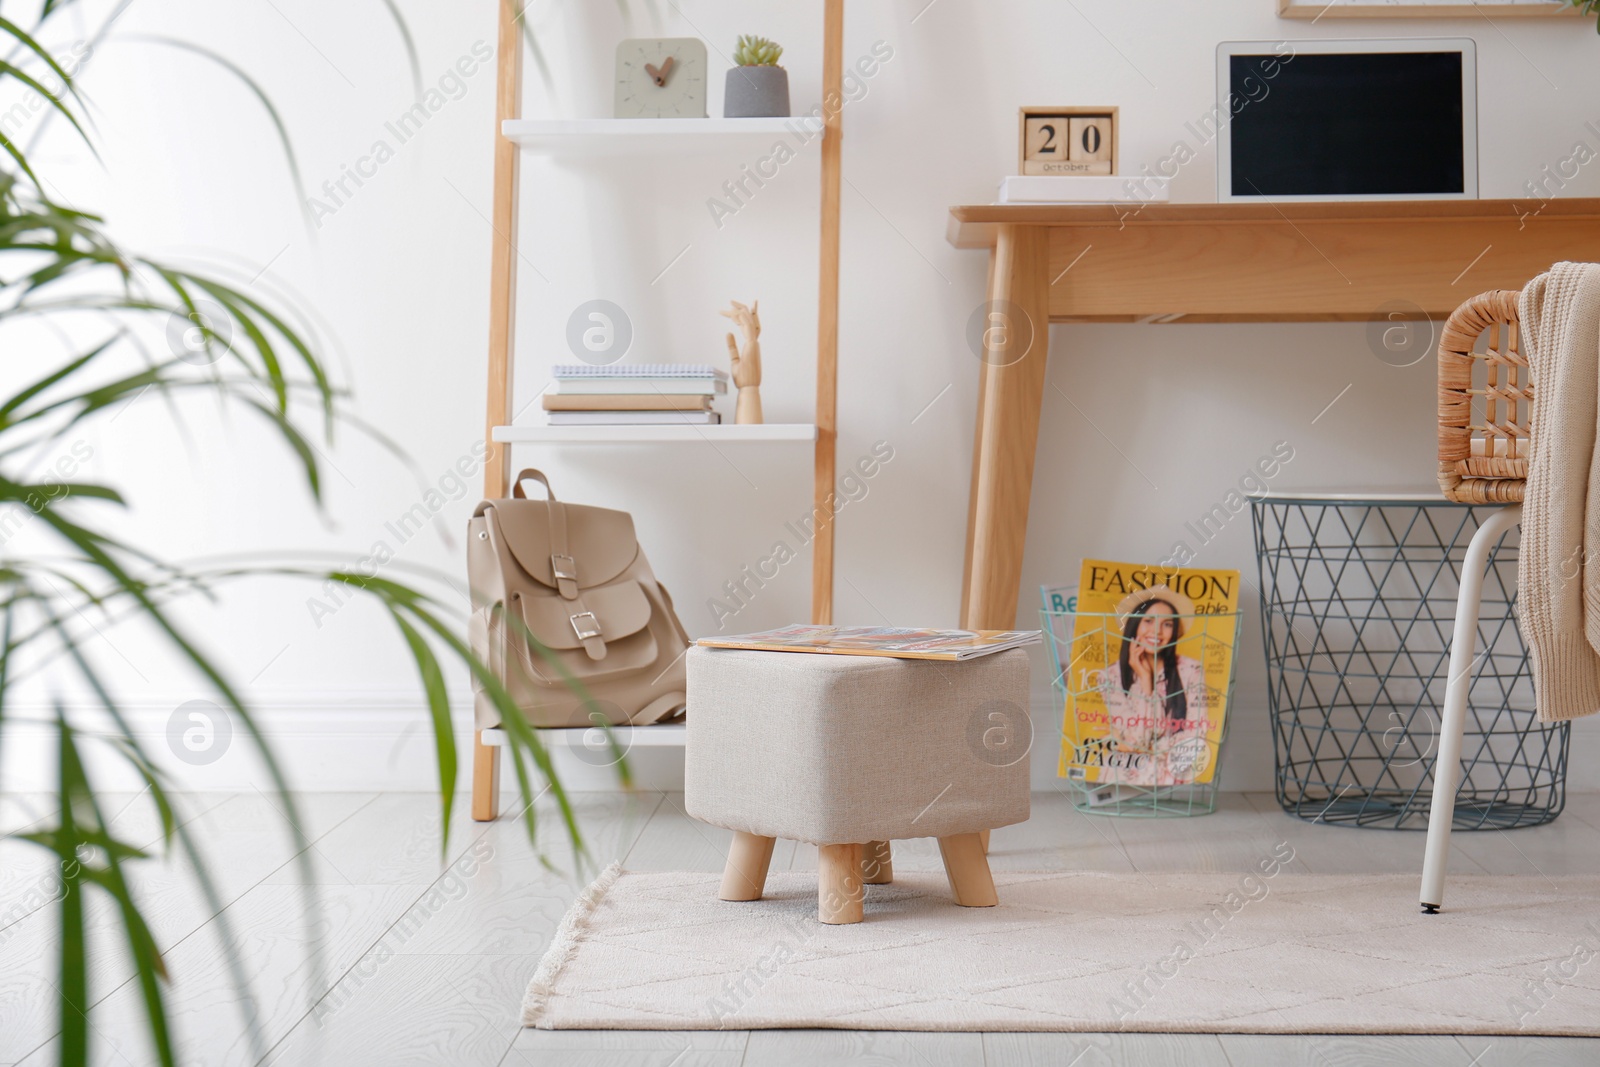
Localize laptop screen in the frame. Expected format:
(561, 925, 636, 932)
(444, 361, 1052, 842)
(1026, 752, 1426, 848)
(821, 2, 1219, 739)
(1228, 51, 1466, 197)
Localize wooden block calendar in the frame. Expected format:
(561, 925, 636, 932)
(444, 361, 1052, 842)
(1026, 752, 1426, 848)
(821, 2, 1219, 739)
(1019, 107, 1117, 177)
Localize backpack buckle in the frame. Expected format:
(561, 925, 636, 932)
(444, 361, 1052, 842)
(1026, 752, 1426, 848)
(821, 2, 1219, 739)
(570, 611, 602, 641)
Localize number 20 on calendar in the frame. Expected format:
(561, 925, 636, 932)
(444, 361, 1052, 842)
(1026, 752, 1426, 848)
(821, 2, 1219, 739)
(1019, 107, 1117, 176)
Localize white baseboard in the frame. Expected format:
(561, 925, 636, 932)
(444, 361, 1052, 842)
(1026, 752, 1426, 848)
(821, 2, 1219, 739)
(0, 690, 1259, 795)
(5, 690, 1592, 797)
(0, 693, 678, 794)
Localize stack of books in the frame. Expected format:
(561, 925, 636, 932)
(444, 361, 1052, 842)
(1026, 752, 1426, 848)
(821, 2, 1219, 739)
(543, 364, 728, 426)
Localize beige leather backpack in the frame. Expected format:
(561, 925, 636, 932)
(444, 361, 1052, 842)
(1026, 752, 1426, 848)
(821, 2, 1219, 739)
(467, 469, 689, 729)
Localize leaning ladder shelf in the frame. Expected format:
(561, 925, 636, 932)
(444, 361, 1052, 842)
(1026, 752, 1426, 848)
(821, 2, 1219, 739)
(472, 2, 847, 819)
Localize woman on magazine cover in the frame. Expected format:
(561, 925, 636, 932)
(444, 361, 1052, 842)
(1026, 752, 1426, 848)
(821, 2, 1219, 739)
(1091, 586, 1212, 786)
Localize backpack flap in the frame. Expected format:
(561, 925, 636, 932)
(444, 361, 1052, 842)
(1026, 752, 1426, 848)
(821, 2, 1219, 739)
(480, 501, 656, 668)
(514, 579, 652, 654)
(486, 499, 639, 593)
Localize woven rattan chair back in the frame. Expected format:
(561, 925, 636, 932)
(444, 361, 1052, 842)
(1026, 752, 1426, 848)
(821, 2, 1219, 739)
(1437, 289, 1529, 504)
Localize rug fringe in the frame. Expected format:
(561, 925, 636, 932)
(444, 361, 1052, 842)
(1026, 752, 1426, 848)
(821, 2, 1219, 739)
(521, 861, 623, 1027)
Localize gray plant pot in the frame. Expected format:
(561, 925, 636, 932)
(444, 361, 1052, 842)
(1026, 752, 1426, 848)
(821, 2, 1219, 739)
(724, 65, 789, 118)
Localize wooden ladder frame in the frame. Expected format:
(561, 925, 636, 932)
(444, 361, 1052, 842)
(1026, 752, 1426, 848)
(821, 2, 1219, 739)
(473, 0, 846, 820)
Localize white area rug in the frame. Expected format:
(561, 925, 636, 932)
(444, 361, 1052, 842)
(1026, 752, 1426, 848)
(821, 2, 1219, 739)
(522, 865, 1600, 1034)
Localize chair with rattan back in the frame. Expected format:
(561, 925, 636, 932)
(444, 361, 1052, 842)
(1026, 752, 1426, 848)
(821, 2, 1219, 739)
(1436, 289, 1529, 505)
(1421, 286, 1533, 916)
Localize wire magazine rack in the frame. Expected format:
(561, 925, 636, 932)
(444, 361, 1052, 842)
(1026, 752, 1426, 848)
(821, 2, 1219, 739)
(1042, 608, 1243, 817)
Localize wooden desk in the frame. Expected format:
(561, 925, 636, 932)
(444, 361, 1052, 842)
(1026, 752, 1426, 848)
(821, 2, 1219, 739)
(946, 198, 1600, 629)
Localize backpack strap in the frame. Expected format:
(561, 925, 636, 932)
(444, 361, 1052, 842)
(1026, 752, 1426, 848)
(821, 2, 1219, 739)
(512, 469, 581, 602)
(510, 469, 556, 500)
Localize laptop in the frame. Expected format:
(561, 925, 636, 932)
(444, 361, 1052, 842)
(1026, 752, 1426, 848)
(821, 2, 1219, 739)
(1216, 37, 1478, 201)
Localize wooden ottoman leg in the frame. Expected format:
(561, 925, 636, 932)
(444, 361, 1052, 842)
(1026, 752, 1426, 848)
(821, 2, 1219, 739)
(819, 843, 865, 924)
(862, 841, 893, 885)
(979, 829, 991, 854)
(470, 731, 500, 821)
(939, 833, 998, 908)
(720, 832, 777, 902)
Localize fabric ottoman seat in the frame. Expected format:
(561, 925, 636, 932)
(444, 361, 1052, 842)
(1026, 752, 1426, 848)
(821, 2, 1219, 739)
(685, 645, 1031, 923)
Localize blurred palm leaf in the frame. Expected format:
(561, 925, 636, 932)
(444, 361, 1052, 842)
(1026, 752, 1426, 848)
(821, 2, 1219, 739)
(0, 4, 611, 1066)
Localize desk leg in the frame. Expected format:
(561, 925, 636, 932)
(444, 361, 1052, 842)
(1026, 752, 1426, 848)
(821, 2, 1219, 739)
(961, 225, 1050, 630)
(960, 248, 997, 623)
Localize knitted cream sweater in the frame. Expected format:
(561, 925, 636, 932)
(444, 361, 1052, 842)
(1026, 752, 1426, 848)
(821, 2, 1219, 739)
(1517, 262, 1600, 721)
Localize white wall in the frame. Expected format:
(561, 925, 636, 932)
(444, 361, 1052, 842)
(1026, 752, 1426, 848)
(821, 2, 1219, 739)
(7, 0, 1600, 794)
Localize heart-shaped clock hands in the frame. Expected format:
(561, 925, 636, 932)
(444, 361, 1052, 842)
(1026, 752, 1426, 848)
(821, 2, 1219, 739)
(643, 55, 675, 87)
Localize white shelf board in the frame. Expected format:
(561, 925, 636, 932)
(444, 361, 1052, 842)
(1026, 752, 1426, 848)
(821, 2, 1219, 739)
(493, 423, 816, 444)
(480, 723, 686, 748)
(504, 118, 798, 155)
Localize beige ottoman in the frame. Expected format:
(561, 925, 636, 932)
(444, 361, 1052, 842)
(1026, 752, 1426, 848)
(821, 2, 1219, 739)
(684, 645, 1031, 924)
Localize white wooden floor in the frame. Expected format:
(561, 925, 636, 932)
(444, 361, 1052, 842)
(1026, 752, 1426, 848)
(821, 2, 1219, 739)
(3, 789, 1600, 1066)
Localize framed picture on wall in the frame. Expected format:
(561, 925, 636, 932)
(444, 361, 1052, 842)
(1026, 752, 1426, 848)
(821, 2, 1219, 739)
(1278, 0, 1578, 18)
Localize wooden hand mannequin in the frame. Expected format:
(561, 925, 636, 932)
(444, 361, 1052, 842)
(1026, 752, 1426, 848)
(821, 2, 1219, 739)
(720, 299, 763, 425)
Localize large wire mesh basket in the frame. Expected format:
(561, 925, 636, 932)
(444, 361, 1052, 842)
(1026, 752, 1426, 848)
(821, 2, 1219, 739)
(1252, 494, 1568, 831)
(1043, 607, 1243, 817)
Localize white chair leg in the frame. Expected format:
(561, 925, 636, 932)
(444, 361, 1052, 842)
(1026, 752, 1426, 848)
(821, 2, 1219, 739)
(1420, 503, 1522, 914)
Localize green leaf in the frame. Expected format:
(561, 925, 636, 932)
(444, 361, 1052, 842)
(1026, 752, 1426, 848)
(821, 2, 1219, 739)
(509, 0, 557, 96)
(116, 37, 313, 231)
(378, 0, 424, 100)
(0, 478, 124, 505)
(0, 57, 94, 153)
(392, 610, 458, 850)
(238, 395, 323, 503)
(52, 721, 90, 1067)
(33, 602, 271, 1064)
(0, 336, 120, 422)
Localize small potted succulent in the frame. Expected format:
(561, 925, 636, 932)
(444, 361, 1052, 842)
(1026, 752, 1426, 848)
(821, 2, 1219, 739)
(724, 34, 789, 118)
